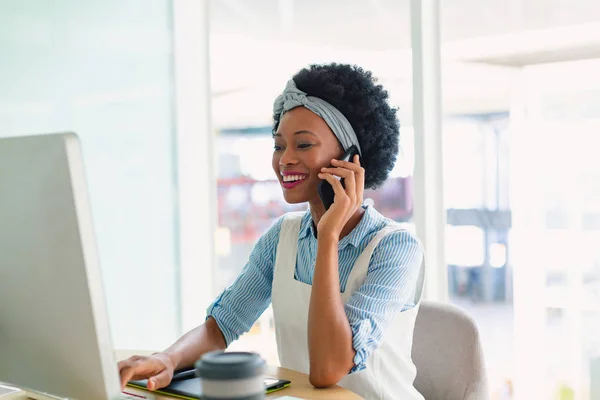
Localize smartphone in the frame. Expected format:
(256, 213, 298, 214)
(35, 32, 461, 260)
(317, 145, 360, 210)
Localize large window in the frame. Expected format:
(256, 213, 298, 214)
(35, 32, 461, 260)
(510, 60, 600, 399)
(0, 0, 179, 351)
(441, 1, 600, 397)
(442, 114, 514, 397)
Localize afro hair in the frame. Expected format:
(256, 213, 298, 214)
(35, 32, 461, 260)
(273, 63, 400, 189)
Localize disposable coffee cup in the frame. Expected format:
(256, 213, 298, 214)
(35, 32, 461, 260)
(195, 351, 267, 400)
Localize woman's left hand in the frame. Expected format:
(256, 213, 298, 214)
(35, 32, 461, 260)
(317, 154, 365, 239)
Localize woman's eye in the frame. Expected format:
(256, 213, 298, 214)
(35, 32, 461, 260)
(298, 143, 312, 149)
(273, 145, 283, 151)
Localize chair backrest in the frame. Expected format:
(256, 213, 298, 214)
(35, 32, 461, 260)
(412, 301, 489, 400)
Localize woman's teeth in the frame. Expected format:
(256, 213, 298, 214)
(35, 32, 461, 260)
(283, 175, 307, 182)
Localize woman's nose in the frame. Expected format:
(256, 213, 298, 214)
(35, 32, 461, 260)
(279, 147, 298, 166)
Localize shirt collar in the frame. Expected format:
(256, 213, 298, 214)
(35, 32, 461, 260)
(298, 205, 385, 249)
(299, 211, 314, 240)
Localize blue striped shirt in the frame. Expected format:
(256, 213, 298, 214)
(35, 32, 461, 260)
(207, 205, 424, 372)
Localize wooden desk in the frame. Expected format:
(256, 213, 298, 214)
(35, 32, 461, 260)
(5, 351, 361, 400)
(116, 350, 362, 400)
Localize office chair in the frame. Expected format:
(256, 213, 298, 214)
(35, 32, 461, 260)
(412, 301, 489, 400)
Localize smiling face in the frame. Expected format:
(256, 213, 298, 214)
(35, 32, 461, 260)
(272, 107, 344, 205)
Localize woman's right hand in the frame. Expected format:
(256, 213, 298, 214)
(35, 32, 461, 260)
(118, 352, 177, 391)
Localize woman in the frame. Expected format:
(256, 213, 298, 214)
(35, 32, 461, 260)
(118, 63, 425, 400)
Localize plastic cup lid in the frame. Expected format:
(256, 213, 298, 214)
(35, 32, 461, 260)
(195, 351, 266, 380)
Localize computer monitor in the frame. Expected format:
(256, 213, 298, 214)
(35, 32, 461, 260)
(0, 133, 124, 400)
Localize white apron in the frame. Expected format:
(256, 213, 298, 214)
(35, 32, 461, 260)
(271, 212, 425, 400)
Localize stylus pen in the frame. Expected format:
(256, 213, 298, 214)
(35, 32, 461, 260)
(171, 368, 197, 382)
